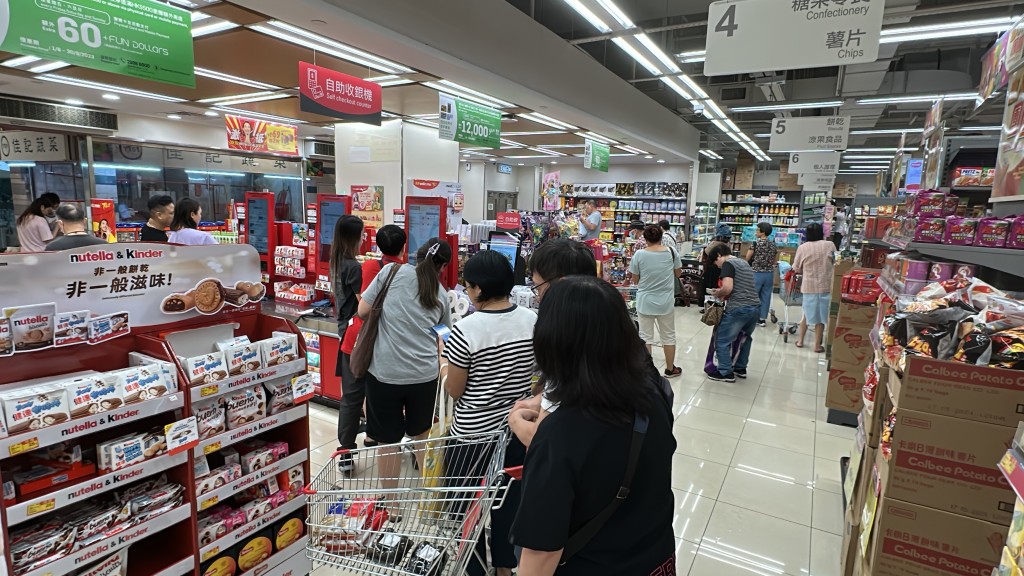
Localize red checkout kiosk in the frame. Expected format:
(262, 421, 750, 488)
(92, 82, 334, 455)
(311, 193, 353, 402)
(243, 191, 278, 290)
(405, 195, 458, 288)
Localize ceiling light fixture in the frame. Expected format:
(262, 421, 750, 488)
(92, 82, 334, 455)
(191, 11, 210, 22)
(644, 155, 653, 159)
(850, 128, 924, 135)
(422, 81, 513, 109)
(848, 164, 892, 170)
(518, 163, 525, 166)
(6, 162, 37, 168)
(679, 74, 709, 99)
(656, 159, 666, 163)
(635, 33, 680, 73)
(94, 163, 162, 172)
(699, 149, 723, 160)
(661, 76, 694, 101)
(65, 99, 84, 106)
(185, 169, 245, 177)
(166, 114, 182, 120)
(846, 147, 901, 152)
(580, 131, 619, 145)
(102, 94, 120, 101)
(192, 20, 239, 37)
(28, 61, 69, 73)
(881, 16, 1015, 44)
(250, 22, 411, 74)
(518, 113, 579, 130)
(856, 92, 977, 105)
(730, 100, 844, 113)
(194, 67, 281, 90)
(841, 154, 895, 160)
(204, 110, 219, 117)
(550, 161, 558, 164)
(212, 106, 307, 124)
(595, 0, 634, 29)
(530, 147, 566, 156)
(39, 74, 186, 102)
(505, 155, 562, 159)
(364, 74, 413, 87)
(676, 49, 707, 63)
(702, 100, 727, 120)
(435, 80, 513, 108)
(611, 37, 661, 76)
(617, 144, 650, 154)
(198, 92, 291, 106)
(2, 55, 41, 68)
(562, 0, 612, 33)
(502, 130, 567, 136)
(500, 138, 526, 148)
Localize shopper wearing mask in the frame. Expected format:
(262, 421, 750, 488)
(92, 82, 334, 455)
(40, 193, 62, 235)
(658, 219, 678, 253)
(577, 200, 602, 241)
(329, 214, 365, 473)
(440, 251, 534, 576)
(793, 223, 836, 352)
(630, 225, 682, 378)
(706, 244, 761, 383)
(512, 275, 676, 576)
(745, 222, 778, 327)
(45, 205, 108, 251)
(167, 198, 218, 246)
(141, 195, 174, 242)
(701, 223, 732, 306)
(16, 195, 59, 252)
(357, 238, 452, 489)
(628, 219, 648, 251)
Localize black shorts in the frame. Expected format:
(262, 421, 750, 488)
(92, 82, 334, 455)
(364, 373, 437, 444)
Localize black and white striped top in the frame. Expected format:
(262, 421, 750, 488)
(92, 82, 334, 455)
(442, 305, 537, 436)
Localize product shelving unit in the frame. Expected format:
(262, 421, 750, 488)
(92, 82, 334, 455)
(719, 188, 804, 251)
(558, 182, 689, 239)
(690, 202, 718, 255)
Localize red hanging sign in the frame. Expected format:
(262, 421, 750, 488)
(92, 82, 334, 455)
(299, 61, 382, 126)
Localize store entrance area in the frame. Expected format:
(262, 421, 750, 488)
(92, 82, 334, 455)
(307, 297, 851, 576)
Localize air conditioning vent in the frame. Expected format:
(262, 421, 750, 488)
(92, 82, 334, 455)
(0, 96, 118, 130)
(312, 141, 334, 157)
(720, 87, 747, 101)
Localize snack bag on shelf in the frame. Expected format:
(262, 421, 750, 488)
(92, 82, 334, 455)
(989, 328, 1024, 370)
(879, 406, 897, 461)
(976, 217, 1011, 247)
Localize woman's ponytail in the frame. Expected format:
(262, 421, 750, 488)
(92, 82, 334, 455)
(414, 238, 452, 309)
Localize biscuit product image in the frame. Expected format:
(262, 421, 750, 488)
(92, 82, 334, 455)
(226, 343, 262, 376)
(65, 376, 124, 418)
(141, 428, 167, 459)
(195, 463, 242, 496)
(193, 279, 226, 315)
(1, 385, 71, 434)
(195, 398, 226, 439)
(186, 352, 229, 386)
(161, 293, 194, 314)
(235, 281, 267, 302)
(106, 435, 147, 471)
(5, 303, 56, 353)
(225, 386, 266, 430)
(87, 312, 130, 345)
(0, 317, 13, 357)
(54, 310, 89, 347)
(221, 287, 250, 307)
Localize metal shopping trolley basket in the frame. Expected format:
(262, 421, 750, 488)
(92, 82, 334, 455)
(305, 428, 515, 576)
(774, 261, 802, 343)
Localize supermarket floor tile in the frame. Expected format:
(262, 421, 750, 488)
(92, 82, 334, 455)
(307, 302, 857, 576)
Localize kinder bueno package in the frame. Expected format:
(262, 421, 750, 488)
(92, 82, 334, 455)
(1006, 215, 1024, 249)
(913, 218, 945, 243)
(912, 191, 947, 217)
(225, 385, 266, 430)
(943, 217, 979, 245)
(975, 217, 1010, 247)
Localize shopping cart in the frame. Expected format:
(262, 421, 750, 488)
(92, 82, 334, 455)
(774, 261, 802, 342)
(305, 429, 516, 576)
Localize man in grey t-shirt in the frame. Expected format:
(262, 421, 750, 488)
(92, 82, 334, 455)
(578, 200, 602, 241)
(706, 243, 760, 382)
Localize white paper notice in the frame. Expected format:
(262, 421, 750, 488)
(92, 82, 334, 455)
(770, 117, 851, 152)
(705, 0, 884, 76)
(349, 146, 371, 163)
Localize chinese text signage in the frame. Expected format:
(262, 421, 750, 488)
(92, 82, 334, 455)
(225, 115, 299, 156)
(788, 151, 840, 174)
(584, 140, 610, 172)
(769, 116, 850, 152)
(0, 131, 67, 162)
(438, 95, 501, 149)
(0, 0, 195, 87)
(298, 61, 381, 126)
(705, 0, 883, 76)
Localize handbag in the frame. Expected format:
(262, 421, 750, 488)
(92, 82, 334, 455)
(349, 263, 401, 378)
(668, 246, 684, 298)
(701, 301, 726, 326)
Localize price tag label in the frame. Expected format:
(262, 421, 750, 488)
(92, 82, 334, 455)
(200, 384, 219, 397)
(164, 417, 200, 455)
(769, 117, 851, 152)
(202, 548, 220, 562)
(200, 495, 219, 510)
(9, 437, 39, 457)
(204, 441, 222, 455)
(438, 94, 501, 149)
(27, 499, 56, 517)
(705, 0, 883, 76)
(292, 374, 315, 404)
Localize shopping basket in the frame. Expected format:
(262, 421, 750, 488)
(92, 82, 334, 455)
(305, 428, 515, 575)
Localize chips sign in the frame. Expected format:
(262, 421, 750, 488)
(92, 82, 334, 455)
(298, 62, 382, 126)
(225, 115, 299, 156)
(0, 0, 195, 87)
(438, 95, 501, 149)
(584, 140, 610, 172)
(769, 116, 850, 152)
(705, 0, 883, 76)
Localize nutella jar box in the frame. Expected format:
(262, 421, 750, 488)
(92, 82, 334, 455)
(0, 385, 71, 434)
(54, 310, 89, 347)
(4, 303, 56, 353)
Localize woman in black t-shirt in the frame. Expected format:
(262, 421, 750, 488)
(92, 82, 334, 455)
(511, 275, 676, 576)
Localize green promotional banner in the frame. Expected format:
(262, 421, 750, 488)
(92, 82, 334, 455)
(0, 0, 195, 87)
(584, 140, 609, 172)
(438, 94, 501, 149)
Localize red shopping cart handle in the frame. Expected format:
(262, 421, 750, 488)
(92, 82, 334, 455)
(504, 466, 523, 481)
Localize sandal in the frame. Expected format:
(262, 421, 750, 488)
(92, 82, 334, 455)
(664, 366, 682, 378)
(795, 341, 804, 348)
(815, 346, 825, 353)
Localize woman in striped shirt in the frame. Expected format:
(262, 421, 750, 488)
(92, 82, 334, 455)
(440, 250, 535, 576)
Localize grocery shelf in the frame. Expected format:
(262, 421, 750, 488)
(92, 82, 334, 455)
(191, 358, 306, 404)
(199, 494, 307, 561)
(0, 394, 185, 460)
(907, 242, 1024, 278)
(615, 210, 688, 215)
(196, 450, 307, 512)
(998, 448, 1024, 503)
(7, 451, 188, 526)
(195, 404, 308, 457)
(721, 201, 801, 206)
(559, 194, 686, 201)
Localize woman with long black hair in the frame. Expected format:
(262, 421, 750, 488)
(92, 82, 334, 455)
(16, 195, 58, 252)
(356, 237, 452, 489)
(511, 275, 676, 576)
(329, 214, 365, 473)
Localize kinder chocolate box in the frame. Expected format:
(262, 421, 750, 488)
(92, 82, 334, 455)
(976, 218, 1010, 247)
(54, 310, 89, 347)
(87, 312, 129, 344)
(913, 218, 945, 243)
(0, 385, 70, 434)
(118, 364, 172, 403)
(65, 376, 124, 418)
(226, 343, 263, 376)
(185, 352, 228, 386)
(943, 217, 979, 245)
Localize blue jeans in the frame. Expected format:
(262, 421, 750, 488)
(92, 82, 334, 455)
(753, 271, 774, 322)
(716, 305, 759, 375)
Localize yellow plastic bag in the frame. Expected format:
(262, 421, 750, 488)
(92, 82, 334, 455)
(420, 384, 451, 519)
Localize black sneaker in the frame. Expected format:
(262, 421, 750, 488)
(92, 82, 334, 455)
(757, 320, 767, 328)
(707, 371, 736, 383)
(337, 450, 354, 474)
(734, 369, 747, 379)
(664, 366, 682, 378)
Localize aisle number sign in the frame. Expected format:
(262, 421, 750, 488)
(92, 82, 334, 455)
(770, 116, 851, 152)
(438, 95, 501, 149)
(788, 151, 840, 174)
(704, 0, 883, 76)
(0, 0, 195, 87)
(584, 140, 610, 172)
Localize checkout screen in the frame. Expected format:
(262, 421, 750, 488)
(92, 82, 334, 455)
(246, 197, 270, 255)
(319, 200, 349, 263)
(407, 203, 441, 265)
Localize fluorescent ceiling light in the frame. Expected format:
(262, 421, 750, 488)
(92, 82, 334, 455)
(841, 155, 894, 160)
(656, 159, 666, 163)
(850, 128, 924, 135)
(611, 37, 661, 76)
(540, 144, 586, 149)
(518, 113, 579, 130)
(364, 74, 413, 87)
(644, 155, 653, 159)
(204, 110, 219, 116)
(730, 100, 844, 113)
(530, 147, 566, 156)
(102, 94, 120, 101)
(195, 67, 280, 90)
(94, 163, 162, 172)
(197, 91, 290, 105)
(186, 169, 245, 177)
(857, 92, 977, 105)
(700, 149, 723, 160)
(848, 165, 892, 170)
(661, 76, 694, 101)
(422, 81, 513, 109)
(595, 0, 634, 29)
(434, 79, 513, 108)
(28, 61, 69, 73)
(676, 50, 707, 63)
(65, 99, 84, 106)
(562, 0, 611, 33)
(250, 22, 411, 74)
(263, 175, 303, 181)
(703, 100, 727, 120)
(192, 20, 239, 37)
(635, 33, 679, 73)
(166, 114, 182, 120)
(881, 17, 1015, 44)
(710, 118, 731, 134)
(505, 155, 565, 159)
(212, 106, 306, 124)
(956, 126, 1002, 132)
(6, 162, 37, 168)
(2, 55, 41, 68)
(846, 147, 900, 152)
(724, 118, 741, 133)
(191, 11, 210, 22)
(580, 131, 619, 145)
(503, 130, 566, 136)
(39, 74, 186, 102)
(679, 74, 709, 99)
(501, 138, 526, 148)
(617, 144, 649, 154)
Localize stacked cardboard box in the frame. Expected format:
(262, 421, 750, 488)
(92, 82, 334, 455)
(826, 302, 877, 414)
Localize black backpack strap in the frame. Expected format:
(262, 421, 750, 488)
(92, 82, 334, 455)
(560, 412, 649, 564)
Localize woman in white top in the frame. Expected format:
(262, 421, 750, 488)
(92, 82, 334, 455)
(441, 250, 534, 576)
(16, 196, 58, 252)
(167, 198, 217, 246)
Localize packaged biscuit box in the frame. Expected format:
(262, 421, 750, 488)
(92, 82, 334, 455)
(54, 310, 89, 347)
(4, 303, 56, 353)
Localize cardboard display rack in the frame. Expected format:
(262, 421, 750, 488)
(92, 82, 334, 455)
(827, 302, 878, 414)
